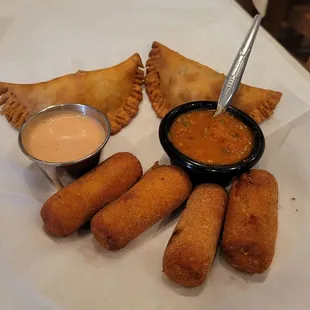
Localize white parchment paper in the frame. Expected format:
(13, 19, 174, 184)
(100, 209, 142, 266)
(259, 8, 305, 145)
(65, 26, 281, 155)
(1, 0, 310, 309)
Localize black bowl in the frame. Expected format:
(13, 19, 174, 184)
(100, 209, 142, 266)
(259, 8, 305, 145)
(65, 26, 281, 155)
(159, 101, 265, 187)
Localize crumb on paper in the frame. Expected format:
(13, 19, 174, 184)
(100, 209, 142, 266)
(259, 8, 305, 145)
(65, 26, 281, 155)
(290, 197, 296, 202)
(296, 209, 299, 212)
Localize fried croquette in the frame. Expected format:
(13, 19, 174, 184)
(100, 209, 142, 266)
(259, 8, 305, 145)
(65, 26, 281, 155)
(222, 169, 278, 274)
(41, 152, 142, 237)
(163, 184, 228, 287)
(91, 164, 192, 250)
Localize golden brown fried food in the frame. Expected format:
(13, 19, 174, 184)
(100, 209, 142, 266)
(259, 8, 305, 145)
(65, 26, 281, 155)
(221, 169, 278, 274)
(41, 152, 142, 237)
(91, 165, 192, 250)
(146, 41, 282, 123)
(0, 54, 144, 134)
(163, 184, 227, 287)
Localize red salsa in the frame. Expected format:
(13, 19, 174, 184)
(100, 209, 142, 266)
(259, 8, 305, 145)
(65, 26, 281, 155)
(169, 110, 254, 165)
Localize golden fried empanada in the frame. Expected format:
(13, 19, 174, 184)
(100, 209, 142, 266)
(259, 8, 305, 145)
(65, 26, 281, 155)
(146, 42, 282, 123)
(0, 54, 144, 134)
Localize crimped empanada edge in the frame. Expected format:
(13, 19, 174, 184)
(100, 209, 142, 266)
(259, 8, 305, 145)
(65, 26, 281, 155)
(145, 42, 169, 118)
(110, 53, 145, 134)
(0, 85, 29, 128)
(249, 90, 282, 123)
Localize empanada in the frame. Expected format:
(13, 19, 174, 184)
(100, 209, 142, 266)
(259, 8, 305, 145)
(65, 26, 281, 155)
(146, 42, 281, 123)
(0, 54, 144, 134)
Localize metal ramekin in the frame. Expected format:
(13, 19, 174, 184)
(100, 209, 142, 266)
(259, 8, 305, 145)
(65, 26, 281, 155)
(18, 104, 111, 189)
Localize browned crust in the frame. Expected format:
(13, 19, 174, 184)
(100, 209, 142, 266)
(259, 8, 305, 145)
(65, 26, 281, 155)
(0, 85, 29, 129)
(163, 184, 227, 287)
(145, 41, 170, 118)
(249, 89, 282, 123)
(110, 54, 144, 134)
(0, 53, 144, 135)
(221, 169, 278, 274)
(91, 165, 193, 250)
(41, 152, 143, 237)
(145, 41, 282, 123)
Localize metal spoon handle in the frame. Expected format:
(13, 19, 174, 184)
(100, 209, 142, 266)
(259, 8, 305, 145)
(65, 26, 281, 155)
(214, 14, 262, 117)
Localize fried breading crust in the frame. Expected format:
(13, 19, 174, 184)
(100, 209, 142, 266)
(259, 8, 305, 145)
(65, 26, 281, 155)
(41, 152, 142, 237)
(91, 165, 192, 250)
(0, 54, 144, 134)
(163, 184, 228, 287)
(222, 169, 278, 274)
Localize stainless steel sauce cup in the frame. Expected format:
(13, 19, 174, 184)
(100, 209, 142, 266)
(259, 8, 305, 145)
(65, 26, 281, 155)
(18, 104, 111, 189)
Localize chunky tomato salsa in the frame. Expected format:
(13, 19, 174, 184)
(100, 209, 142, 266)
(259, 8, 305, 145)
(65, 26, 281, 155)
(169, 110, 253, 165)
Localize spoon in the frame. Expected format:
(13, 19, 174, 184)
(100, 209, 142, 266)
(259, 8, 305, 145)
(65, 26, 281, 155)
(214, 14, 262, 117)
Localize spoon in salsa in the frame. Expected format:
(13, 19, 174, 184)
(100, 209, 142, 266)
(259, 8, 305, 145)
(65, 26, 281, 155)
(214, 14, 262, 117)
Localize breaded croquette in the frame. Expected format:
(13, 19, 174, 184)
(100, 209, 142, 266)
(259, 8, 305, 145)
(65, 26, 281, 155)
(163, 184, 228, 287)
(222, 169, 278, 274)
(41, 152, 142, 237)
(91, 164, 192, 250)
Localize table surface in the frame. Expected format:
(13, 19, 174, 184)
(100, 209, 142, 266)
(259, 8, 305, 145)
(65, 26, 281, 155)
(1, 1, 310, 309)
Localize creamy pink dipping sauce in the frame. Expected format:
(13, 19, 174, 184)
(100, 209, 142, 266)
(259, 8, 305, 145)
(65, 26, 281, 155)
(22, 110, 106, 163)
